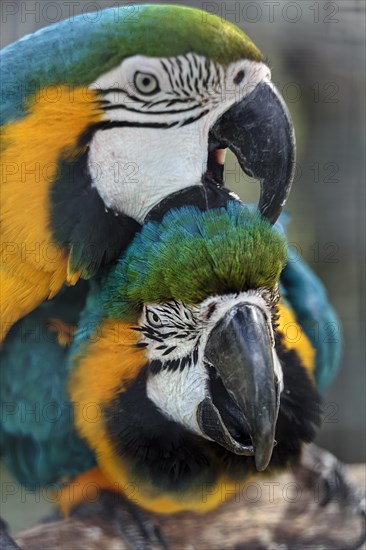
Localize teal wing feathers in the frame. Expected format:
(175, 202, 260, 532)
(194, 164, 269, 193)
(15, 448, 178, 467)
(0, 284, 95, 487)
(280, 251, 342, 393)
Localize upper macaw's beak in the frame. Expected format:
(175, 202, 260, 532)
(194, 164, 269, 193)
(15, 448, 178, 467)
(209, 81, 296, 224)
(199, 303, 280, 471)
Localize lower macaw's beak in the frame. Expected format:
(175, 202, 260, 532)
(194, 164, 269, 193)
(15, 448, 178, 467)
(209, 81, 296, 224)
(199, 303, 280, 471)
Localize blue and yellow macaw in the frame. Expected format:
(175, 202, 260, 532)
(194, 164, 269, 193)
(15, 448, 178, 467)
(0, 4, 294, 342)
(1, 196, 342, 547)
(2, 4, 356, 549)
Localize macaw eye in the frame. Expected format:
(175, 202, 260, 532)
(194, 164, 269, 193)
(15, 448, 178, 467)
(134, 72, 160, 95)
(233, 70, 245, 85)
(146, 310, 163, 328)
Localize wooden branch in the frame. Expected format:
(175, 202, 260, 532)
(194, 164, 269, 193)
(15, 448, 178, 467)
(14, 465, 365, 550)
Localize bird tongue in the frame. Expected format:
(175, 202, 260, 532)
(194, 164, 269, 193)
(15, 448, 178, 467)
(204, 148, 227, 186)
(197, 397, 255, 456)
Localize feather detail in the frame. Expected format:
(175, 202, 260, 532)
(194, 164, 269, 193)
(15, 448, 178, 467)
(104, 202, 287, 319)
(0, 87, 103, 339)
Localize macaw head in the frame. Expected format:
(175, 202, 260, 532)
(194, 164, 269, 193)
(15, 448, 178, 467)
(102, 201, 297, 473)
(3, 4, 295, 225)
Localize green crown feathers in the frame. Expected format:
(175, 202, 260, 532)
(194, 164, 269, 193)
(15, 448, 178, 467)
(104, 202, 287, 319)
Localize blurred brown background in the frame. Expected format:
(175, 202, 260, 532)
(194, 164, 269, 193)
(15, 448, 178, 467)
(1, 0, 365, 534)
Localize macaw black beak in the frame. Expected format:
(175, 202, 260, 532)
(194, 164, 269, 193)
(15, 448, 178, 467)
(199, 303, 280, 471)
(209, 81, 296, 224)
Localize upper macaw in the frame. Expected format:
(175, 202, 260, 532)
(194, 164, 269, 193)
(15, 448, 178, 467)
(1, 192, 343, 547)
(0, 3, 294, 342)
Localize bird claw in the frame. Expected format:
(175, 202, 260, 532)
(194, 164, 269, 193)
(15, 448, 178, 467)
(71, 489, 169, 550)
(293, 443, 366, 550)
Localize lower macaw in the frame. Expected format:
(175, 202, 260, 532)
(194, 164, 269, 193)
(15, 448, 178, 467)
(2, 193, 359, 549)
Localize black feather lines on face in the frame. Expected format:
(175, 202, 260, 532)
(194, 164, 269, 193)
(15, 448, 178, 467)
(146, 347, 199, 375)
(139, 302, 200, 373)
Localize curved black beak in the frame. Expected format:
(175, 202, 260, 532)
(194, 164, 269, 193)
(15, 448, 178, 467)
(201, 303, 280, 471)
(210, 81, 296, 224)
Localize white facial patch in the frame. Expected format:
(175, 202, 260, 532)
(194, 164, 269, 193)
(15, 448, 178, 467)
(88, 54, 271, 222)
(141, 290, 283, 435)
(146, 359, 209, 436)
